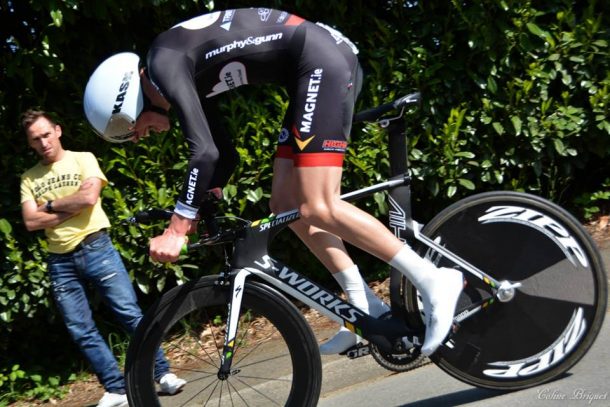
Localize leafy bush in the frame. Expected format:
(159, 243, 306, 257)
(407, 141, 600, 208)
(1, 0, 609, 403)
(575, 177, 610, 220)
(0, 364, 72, 406)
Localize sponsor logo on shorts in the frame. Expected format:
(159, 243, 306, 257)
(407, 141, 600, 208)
(292, 125, 315, 151)
(278, 128, 289, 143)
(299, 68, 323, 134)
(322, 140, 347, 152)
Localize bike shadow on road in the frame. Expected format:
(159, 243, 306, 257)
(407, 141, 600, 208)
(397, 387, 504, 406)
(397, 372, 573, 406)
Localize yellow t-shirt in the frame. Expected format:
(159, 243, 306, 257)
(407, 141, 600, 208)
(20, 150, 111, 254)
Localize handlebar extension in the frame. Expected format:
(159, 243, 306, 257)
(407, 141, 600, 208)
(128, 208, 174, 224)
(353, 91, 421, 124)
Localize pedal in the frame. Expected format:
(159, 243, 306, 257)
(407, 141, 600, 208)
(342, 342, 371, 359)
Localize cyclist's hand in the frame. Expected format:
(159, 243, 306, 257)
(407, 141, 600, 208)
(132, 110, 170, 142)
(150, 214, 191, 263)
(150, 229, 186, 263)
(187, 219, 199, 235)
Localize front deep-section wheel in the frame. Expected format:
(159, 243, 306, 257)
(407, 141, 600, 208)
(126, 276, 322, 406)
(405, 191, 607, 390)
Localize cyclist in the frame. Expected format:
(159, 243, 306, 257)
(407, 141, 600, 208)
(83, 8, 463, 356)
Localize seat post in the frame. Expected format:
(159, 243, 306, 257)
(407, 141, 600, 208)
(388, 120, 408, 177)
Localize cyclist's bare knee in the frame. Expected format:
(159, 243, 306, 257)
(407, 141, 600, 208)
(298, 200, 338, 229)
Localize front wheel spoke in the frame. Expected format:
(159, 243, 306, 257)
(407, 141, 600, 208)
(232, 323, 282, 368)
(233, 376, 284, 406)
(235, 374, 292, 382)
(231, 319, 266, 366)
(236, 353, 291, 370)
(227, 379, 250, 406)
(201, 377, 223, 407)
(165, 341, 220, 371)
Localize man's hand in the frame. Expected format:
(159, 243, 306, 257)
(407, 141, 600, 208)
(149, 213, 191, 263)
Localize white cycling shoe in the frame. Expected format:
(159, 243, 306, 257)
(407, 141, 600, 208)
(319, 326, 361, 355)
(419, 267, 464, 356)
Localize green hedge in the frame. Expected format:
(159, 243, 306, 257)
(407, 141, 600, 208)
(1, 0, 609, 402)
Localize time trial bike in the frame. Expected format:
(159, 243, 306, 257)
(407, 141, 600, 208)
(124, 92, 607, 406)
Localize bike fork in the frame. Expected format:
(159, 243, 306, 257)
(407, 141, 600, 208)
(217, 268, 251, 380)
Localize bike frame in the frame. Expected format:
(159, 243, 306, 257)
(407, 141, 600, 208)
(126, 91, 606, 399)
(217, 192, 419, 375)
(216, 101, 507, 375)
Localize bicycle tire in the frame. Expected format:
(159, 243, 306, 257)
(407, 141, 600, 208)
(404, 191, 607, 390)
(126, 276, 322, 406)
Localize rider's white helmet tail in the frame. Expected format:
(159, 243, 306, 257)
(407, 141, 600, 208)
(84, 52, 143, 143)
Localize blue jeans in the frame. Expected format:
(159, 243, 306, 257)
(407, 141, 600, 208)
(47, 232, 169, 393)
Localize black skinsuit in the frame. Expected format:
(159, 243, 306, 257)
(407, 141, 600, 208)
(146, 8, 361, 219)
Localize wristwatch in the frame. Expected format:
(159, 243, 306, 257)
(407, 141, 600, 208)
(45, 200, 55, 213)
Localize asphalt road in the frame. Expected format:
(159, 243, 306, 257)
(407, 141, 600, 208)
(318, 244, 610, 407)
(318, 312, 610, 407)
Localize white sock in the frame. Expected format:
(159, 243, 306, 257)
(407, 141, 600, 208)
(363, 282, 390, 317)
(333, 264, 368, 313)
(319, 326, 357, 355)
(320, 265, 388, 355)
(389, 246, 463, 356)
(388, 245, 437, 286)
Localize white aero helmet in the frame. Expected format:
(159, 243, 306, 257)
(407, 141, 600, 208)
(84, 52, 143, 143)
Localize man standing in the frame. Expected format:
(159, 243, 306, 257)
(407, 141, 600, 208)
(19, 109, 185, 407)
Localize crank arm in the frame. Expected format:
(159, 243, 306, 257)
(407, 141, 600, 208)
(343, 342, 371, 359)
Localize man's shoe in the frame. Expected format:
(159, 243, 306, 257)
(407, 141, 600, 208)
(159, 373, 187, 395)
(97, 392, 128, 407)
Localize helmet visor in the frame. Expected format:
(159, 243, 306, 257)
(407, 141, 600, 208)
(103, 112, 136, 143)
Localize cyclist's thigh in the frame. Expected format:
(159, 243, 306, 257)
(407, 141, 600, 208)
(270, 157, 299, 212)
